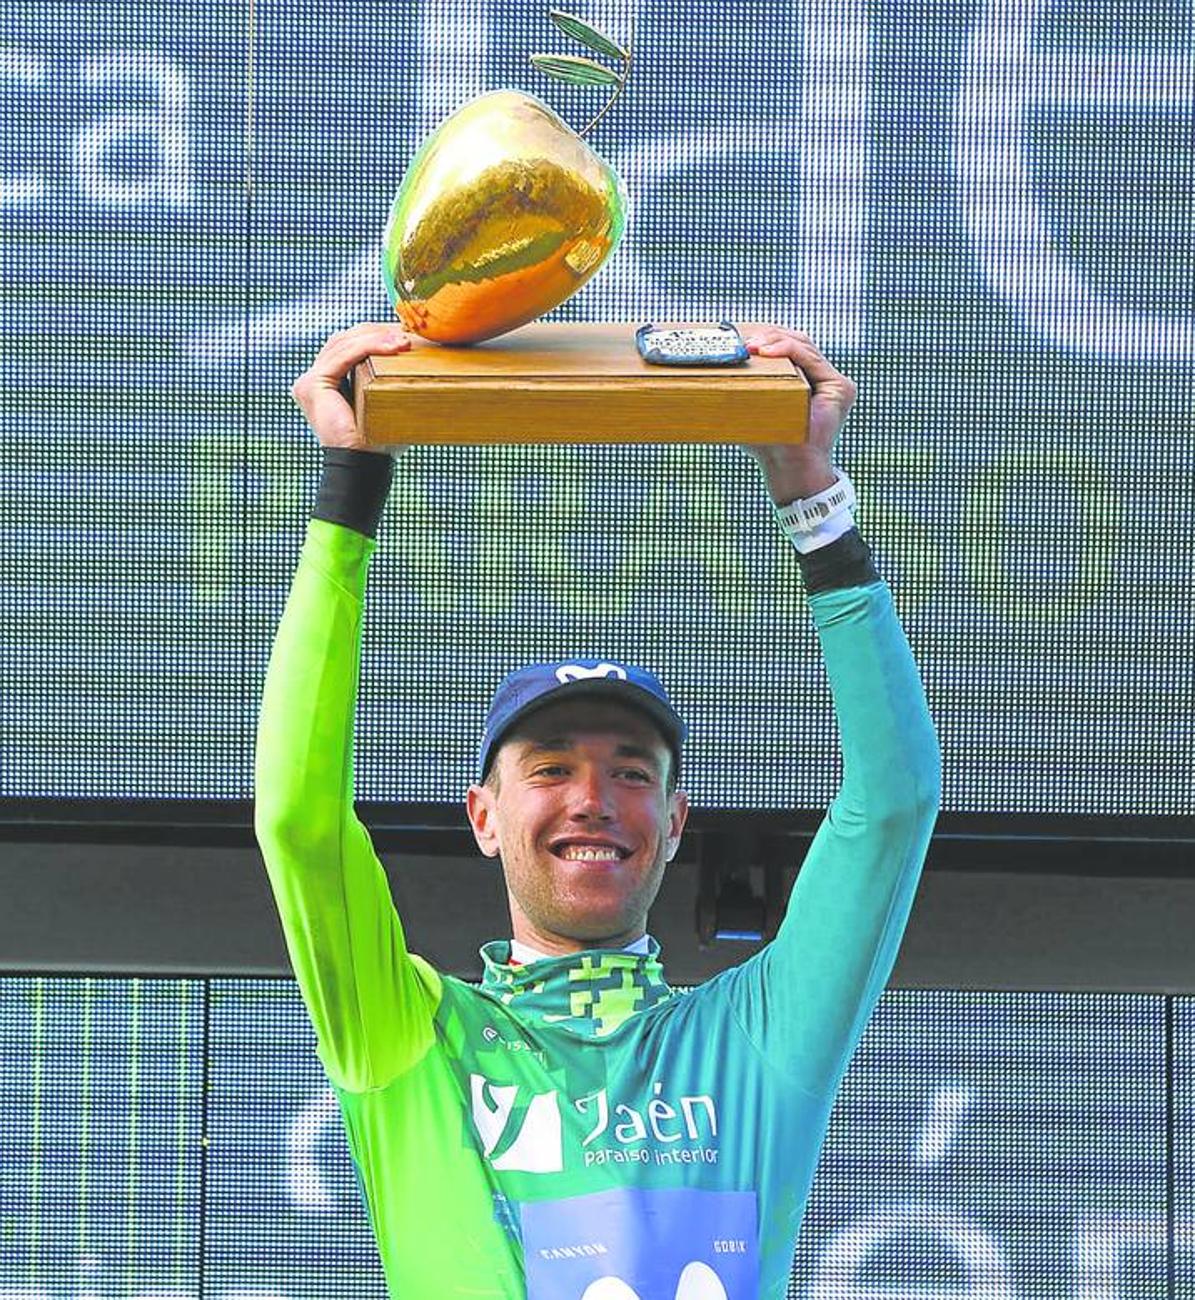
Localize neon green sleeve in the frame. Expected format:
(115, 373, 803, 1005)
(254, 518, 441, 1093)
(726, 579, 942, 1096)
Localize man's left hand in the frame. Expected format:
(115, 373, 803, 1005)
(741, 327, 858, 505)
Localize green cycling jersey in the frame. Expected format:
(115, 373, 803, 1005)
(255, 518, 941, 1299)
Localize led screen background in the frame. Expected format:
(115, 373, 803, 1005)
(1, 978, 1190, 1298)
(1, 0, 1191, 813)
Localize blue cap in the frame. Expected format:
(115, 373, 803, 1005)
(478, 659, 687, 781)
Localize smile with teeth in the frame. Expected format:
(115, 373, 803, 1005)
(555, 844, 627, 861)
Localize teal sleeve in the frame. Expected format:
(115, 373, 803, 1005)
(254, 518, 440, 1093)
(727, 579, 941, 1097)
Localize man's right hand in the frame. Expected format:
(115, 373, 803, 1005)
(290, 323, 413, 453)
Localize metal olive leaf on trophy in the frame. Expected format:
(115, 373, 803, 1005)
(381, 9, 632, 344)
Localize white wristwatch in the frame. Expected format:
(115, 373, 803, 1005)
(773, 469, 856, 534)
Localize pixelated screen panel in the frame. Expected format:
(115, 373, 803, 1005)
(1, 0, 1191, 813)
(1, 978, 1188, 1297)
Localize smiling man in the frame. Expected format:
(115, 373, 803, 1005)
(469, 682, 688, 954)
(255, 322, 941, 1299)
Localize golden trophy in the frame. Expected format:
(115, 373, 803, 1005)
(355, 9, 808, 445)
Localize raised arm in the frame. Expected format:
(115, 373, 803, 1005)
(254, 324, 442, 1093)
(726, 329, 942, 1095)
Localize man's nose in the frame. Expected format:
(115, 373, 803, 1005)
(568, 769, 614, 818)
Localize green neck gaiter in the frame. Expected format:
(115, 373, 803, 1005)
(478, 940, 674, 1038)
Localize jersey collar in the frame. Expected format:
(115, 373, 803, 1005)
(478, 938, 673, 1038)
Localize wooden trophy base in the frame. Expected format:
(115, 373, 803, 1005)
(353, 322, 809, 445)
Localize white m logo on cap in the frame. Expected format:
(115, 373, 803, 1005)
(556, 662, 628, 684)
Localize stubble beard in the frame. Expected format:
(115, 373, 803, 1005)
(507, 837, 668, 947)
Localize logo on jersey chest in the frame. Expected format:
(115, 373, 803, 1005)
(522, 1187, 758, 1299)
(470, 1074, 564, 1173)
(469, 1075, 720, 1175)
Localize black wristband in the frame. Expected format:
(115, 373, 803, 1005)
(796, 528, 881, 593)
(311, 447, 395, 539)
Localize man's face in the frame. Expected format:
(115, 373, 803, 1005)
(465, 697, 689, 954)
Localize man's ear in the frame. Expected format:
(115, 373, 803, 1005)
(466, 782, 501, 858)
(664, 788, 690, 863)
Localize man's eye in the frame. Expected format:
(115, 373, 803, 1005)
(533, 765, 567, 777)
(619, 769, 652, 782)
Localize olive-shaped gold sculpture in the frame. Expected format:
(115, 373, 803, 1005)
(381, 10, 632, 345)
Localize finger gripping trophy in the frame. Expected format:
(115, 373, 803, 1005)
(381, 9, 633, 345)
